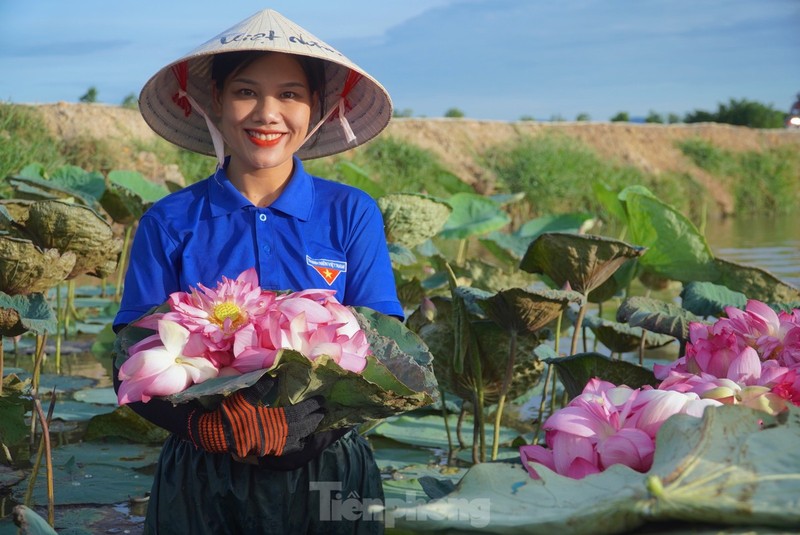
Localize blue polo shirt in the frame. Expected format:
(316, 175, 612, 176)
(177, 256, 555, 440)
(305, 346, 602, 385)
(115, 157, 402, 328)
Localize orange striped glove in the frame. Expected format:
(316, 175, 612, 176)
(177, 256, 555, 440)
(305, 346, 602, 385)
(187, 379, 325, 458)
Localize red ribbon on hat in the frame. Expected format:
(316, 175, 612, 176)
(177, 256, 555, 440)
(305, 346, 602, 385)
(171, 62, 193, 117)
(305, 70, 363, 145)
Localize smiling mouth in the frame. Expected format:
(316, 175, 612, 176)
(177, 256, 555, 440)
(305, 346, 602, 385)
(246, 130, 283, 146)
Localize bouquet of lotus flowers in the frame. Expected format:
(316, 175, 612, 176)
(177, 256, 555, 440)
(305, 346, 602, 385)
(113, 268, 438, 430)
(521, 299, 800, 480)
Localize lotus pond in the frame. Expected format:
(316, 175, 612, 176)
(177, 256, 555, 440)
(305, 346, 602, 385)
(1, 168, 799, 534)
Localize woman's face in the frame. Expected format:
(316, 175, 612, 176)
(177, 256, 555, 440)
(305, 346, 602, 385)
(213, 53, 314, 177)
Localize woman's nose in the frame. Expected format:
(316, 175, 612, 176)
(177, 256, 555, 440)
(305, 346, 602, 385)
(253, 96, 280, 122)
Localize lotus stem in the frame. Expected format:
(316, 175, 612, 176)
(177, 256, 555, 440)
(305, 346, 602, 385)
(492, 330, 518, 460)
(533, 363, 553, 444)
(67, 280, 85, 323)
(29, 334, 47, 447)
(569, 296, 589, 356)
(55, 285, 62, 375)
(0, 336, 4, 395)
(456, 405, 467, 449)
(439, 386, 454, 464)
(456, 238, 468, 266)
(638, 331, 647, 366)
(115, 225, 133, 302)
(30, 394, 55, 525)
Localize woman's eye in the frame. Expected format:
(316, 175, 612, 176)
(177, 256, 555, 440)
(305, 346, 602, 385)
(236, 88, 256, 97)
(281, 91, 297, 99)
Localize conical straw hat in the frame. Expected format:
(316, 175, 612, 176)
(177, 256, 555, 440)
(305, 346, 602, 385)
(139, 9, 392, 161)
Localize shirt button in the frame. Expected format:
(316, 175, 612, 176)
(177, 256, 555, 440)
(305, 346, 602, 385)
(259, 214, 267, 222)
(263, 244, 271, 254)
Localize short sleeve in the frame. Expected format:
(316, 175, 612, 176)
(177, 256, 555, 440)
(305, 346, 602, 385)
(114, 215, 181, 328)
(342, 200, 404, 319)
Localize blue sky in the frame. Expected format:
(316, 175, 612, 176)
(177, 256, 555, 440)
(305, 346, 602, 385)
(1, 0, 798, 121)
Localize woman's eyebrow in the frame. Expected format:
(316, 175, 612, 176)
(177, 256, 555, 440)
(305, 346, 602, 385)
(230, 77, 308, 89)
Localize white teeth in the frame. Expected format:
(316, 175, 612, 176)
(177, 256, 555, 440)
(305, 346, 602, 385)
(248, 130, 282, 141)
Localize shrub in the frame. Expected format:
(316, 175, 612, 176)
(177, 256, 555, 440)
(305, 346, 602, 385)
(684, 98, 785, 128)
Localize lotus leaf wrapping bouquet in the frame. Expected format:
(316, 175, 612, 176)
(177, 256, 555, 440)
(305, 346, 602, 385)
(113, 268, 438, 430)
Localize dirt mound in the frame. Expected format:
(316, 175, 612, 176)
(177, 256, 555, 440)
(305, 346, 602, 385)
(33, 103, 800, 215)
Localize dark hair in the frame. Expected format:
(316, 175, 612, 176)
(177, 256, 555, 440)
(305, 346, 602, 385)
(211, 51, 327, 125)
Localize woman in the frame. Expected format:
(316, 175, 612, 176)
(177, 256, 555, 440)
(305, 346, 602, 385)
(114, 9, 401, 534)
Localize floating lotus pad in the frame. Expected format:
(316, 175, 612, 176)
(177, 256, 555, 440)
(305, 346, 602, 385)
(383, 405, 800, 533)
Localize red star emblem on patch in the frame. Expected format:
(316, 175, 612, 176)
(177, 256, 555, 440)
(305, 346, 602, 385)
(312, 266, 342, 286)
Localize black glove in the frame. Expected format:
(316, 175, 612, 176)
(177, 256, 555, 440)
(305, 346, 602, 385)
(187, 376, 325, 457)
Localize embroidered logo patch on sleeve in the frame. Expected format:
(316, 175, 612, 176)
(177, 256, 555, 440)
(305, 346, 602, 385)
(306, 256, 347, 286)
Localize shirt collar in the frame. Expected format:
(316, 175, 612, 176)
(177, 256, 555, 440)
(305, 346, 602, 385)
(208, 156, 314, 221)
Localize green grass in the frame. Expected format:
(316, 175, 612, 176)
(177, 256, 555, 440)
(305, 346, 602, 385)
(0, 103, 65, 182)
(483, 133, 705, 221)
(678, 138, 800, 215)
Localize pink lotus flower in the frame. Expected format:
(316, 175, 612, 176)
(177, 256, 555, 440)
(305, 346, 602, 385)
(136, 268, 274, 366)
(232, 289, 370, 374)
(118, 269, 373, 405)
(117, 320, 219, 404)
(519, 379, 719, 479)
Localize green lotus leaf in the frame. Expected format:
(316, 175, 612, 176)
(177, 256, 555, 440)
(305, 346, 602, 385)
(546, 351, 659, 399)
(99, 170, 170, 225)
(622, 188, 719, 282)
(488, 192, 526, 206)
(336, 161, 386, 198)
(479, 287, 583, 334)
(85, 405, 171, 444)
(113, 307, 438, 431)
(588, 257, 639, 304)
(383, 405, 800, 533)
(637, 266, 673, 291)
(617, 295, 705, 342)
(394, 276, 426, 312)
(680, 281, 748, 317)
(592, 180, 628, 223)
(5, 506, 58, 535)
(7, 165, 104, 205)
(0, 291, 57, 336)
(520, 232, 646, 295)
(582, 314, 675, 355)
(0, 236, 76, 294)
(480, 212, 597, 265)
(409, 297, 545, 403)
(378, 193, 452, 248)
(15, 442, 161, 506)
(387, 242, 417, 266)
(444, 257, 538, 293)
(24, 200, 122, 279)
(713, 257, 800, 304)
(438, 192, 510, 240)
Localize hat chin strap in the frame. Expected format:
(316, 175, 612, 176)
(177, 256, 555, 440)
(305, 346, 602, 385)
(177, 89, 227, 169)
(303, 95, 357, 148)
